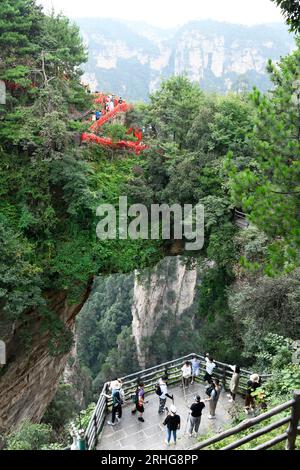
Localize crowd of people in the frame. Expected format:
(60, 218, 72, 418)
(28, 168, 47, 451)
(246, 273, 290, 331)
(92, 94, 124, 121)
(101, 353, 262, 446)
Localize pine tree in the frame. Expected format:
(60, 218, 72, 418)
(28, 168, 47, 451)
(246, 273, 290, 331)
(272, 0, 300, 33)
(228, 41, 300, 274)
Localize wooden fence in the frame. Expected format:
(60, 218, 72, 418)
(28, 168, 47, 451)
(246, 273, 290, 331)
(234, 209, 250, 229)
(85, 353, 270, 450)
(189, 390, 300, 451)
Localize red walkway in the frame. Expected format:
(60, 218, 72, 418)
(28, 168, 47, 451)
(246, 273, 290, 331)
(81, 93, 148, 155)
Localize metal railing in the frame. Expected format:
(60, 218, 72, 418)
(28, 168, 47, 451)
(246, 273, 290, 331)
(189, 390, 300, 451)
(85, 353, 270, 450)
(234, 209, 250, 229)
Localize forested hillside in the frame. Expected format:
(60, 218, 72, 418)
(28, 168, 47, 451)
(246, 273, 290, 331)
(74, 74, 300, 400)
(0, 0, 161, 439)
(0, 0, 299, 451)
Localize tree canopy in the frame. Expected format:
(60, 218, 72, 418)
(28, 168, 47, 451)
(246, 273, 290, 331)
(272, 0, 300, 33)
(227, 43, 300, 274)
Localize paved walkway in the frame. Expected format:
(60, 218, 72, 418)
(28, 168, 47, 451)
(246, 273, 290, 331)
(97, 383, 240, 450)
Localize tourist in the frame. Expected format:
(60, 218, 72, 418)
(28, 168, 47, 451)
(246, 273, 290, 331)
(204, 353, 216, 384)
(191, 356, 201, 385)
(245, 374, 261, 413)
(206, 379, 222, 419)
(157, 376, 174, 414)
(188, 395, 205, 437)
(95, 110, 101, 121)
(118, 96, 123, 104)
(102, 379, 124, 426)
(108, 100, 114, 112)
(163, 405, 180, 446)
(132, 382, 145, 422)
(181, 361, 192, 388)
(227, 365, 240, 402)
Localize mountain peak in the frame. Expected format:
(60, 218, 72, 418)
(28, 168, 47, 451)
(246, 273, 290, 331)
(76, 18, 295, 101)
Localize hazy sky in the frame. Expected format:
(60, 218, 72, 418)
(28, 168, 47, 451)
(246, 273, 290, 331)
(38, 0, 284, 28)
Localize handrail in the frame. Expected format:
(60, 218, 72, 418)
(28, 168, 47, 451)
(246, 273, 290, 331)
(221, 416, 291, 450)
(234, 209, 250, 228)
(235, 209, 247, 218)
(189, 399, 294, 450)
(84, 352, 271, 450)
(190, 391, 300, 451)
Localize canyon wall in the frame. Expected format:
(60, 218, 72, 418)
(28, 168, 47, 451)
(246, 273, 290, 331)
(75, 18, 295, 100)
(0, 283, 92, 433)
(132, 257, 199, 368)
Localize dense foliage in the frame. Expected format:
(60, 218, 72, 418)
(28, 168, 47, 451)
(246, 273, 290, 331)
(0, 0, 161, 354)
(227, 43, 300, 275)
(1, 0, 300, 448)
(5, 420, 58, 450)
(77, 272, 137, 390)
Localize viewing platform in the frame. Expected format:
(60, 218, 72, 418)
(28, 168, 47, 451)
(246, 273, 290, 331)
(97, 382, 240, 451)
(85, 353, 260, 450)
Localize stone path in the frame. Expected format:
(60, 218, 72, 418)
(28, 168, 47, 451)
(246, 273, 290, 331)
(97, 383, 240, 450)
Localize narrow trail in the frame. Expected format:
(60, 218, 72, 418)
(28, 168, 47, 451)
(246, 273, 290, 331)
(81, 93, 148, 155)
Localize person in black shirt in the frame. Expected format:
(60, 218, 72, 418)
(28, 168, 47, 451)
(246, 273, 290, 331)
(188, 395, 205, 437)
(163, 405, 180, 446)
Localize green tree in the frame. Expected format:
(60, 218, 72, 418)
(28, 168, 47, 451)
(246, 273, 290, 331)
(272, 0, 300, 32)
(149, 76, 204, 148)
(42, 383, 78, 433)
(0, 0, 43, 67)
(6, 421, 53, 450)
(227, 43, 300, 274)
(102, 123, 136, 143)
(229, 269, 300, 362)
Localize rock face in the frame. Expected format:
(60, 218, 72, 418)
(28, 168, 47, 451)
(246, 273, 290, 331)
(75, 18, 295, 100)
(76, 256, 200, 378)
(0, 283, 92, 433)
(132, 257, 198, 368)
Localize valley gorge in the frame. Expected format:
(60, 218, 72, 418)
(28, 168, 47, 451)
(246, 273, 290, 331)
(76, 19, 295, 100)
(1, 0, 300, 451)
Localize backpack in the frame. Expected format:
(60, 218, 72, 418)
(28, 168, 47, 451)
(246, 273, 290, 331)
(155, 383, 163, 396)
(131, 389, 139, 404)
(119, 388, 125, 404)
(112, 390, 121, 407)
(206, 385, 214, 397)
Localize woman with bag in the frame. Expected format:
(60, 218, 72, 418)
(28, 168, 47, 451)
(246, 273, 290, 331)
(205, 379, 222, 419)
(102, 379, 124, 426)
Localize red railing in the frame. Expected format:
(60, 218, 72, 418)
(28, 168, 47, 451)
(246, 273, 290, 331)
(81, 93, 148, 155)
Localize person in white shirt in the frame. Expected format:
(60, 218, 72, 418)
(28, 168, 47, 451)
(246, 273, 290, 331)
(102, 379, 124, 426)
(181, 361, 192, 388)
(204, 353, 216, 384)
(108, 100, 114, 112)
(158, 377, 174, 414)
